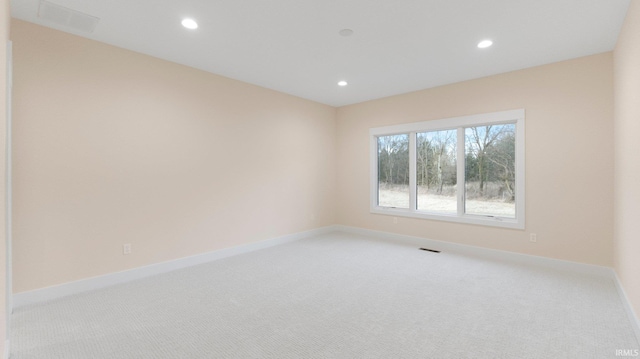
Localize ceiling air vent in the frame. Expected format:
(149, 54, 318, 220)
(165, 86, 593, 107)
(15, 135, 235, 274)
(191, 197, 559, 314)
(38, 0, 100, 33)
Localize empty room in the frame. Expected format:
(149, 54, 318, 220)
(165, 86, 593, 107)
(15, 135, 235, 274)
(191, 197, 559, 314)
(0, 0, 639, 358)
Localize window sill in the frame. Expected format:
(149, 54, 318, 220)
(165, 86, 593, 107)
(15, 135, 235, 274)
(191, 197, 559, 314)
(370, 206, 524, 230)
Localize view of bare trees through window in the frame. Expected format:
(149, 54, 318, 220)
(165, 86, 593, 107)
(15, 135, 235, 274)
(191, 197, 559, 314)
(417, 130, 457, 214)
(377, 134, 410, 208)
(464, 124, 516, 217)
(377, 122, 516, 218)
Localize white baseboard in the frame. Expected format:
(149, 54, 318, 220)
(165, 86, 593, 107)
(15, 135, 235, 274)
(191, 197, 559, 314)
(14, 222, 637, 345)
(335, 225, 640, 342)
(13, 226, 336, 308)
(612, 271, 640, 344)
(333, 225, 613, 278)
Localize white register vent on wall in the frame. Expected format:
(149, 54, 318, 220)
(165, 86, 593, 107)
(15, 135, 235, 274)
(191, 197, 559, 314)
(38, 0, 100, 33)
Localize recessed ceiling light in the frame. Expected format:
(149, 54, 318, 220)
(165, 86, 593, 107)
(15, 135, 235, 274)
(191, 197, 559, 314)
(477, 39, 493, 48)
(338, 81, 348, 87)
(339, 29, 354, 37)
(181, 18, 198, 30)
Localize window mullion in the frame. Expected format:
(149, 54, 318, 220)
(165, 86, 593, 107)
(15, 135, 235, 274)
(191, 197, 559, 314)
(456, 127, 465, 217)
(409, 132, 417, 211)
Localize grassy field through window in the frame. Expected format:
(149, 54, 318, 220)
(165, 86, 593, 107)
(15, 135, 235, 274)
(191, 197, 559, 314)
(378, 183, 515, 216)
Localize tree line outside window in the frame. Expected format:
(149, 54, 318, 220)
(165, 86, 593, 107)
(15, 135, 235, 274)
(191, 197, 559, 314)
(377, 123, 516, 218)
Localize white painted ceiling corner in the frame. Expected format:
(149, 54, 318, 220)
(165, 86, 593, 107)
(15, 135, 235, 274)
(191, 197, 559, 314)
(11, 0, 632, 107)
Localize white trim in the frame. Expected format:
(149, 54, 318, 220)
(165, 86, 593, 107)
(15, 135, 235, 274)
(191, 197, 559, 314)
(12, 224, 639, 347)
(331, 226, 637, 342)
(5, 41, 12, 344)
(4, 339, 9, 359)
(370, 134, 379, 213)
(13, 226, 335, 308)
(370, 109, 525, 136)
(613, 271, 640, 344)
(370, 207, 523, 229)
(333, 225, 612, 278)
(456, 127, 465, 217)
(515, 110, 526, 222)
(370, 109, 525, 230)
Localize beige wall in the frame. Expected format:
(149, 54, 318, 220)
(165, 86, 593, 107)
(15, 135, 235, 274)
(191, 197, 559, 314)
(614, 1, 640, 322)
(336, 53, 614, 266)
(1, 0, 8, 353)
(11, 20, 336, 293)
(9, 15, 622, 297)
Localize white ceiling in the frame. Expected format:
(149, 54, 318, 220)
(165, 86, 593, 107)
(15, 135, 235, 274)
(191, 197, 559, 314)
(11, 0, 631, 107)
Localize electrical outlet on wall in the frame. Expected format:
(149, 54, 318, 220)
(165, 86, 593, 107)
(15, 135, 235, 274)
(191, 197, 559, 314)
(123, 243, 132, 255)
(529, 233, 537, 243)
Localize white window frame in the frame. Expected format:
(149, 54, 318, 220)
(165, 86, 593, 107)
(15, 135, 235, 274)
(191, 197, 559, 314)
(370, 109, 525, 229)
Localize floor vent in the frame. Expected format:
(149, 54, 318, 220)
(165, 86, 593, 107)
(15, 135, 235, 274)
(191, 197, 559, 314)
(419, 248, 441, 253)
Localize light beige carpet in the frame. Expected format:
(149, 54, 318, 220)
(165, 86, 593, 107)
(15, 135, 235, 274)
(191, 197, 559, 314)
(11, 232, 640, 358)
